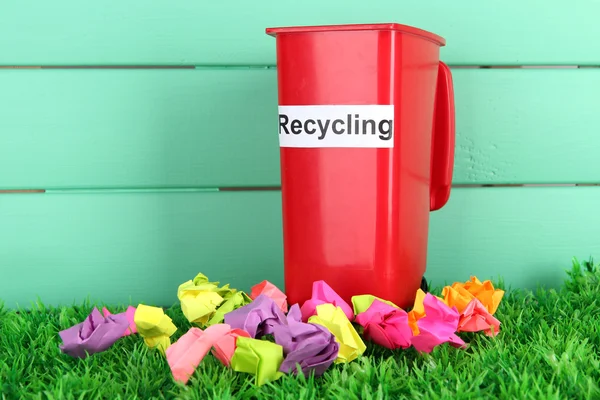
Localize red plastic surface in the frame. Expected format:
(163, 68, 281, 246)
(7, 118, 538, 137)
(266, 23, 445, 46)
(430, 62, 456, 211)
(267, 23, 455, 309)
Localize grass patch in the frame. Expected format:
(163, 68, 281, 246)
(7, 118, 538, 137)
(1, 258, 599, 399)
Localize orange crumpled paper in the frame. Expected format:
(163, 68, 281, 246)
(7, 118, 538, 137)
(440, 276, 503, 337)
(441, 285, 475, 314)
(408, 276, 503, 337)
(449, 276, 504, 315)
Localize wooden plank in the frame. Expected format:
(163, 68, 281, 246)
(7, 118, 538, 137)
(1, 68, 599, 189)
(0, 69, 280, 189)
(1, 187, 598, 308)
(1, 0, 599, 66)
(0, 191, 285, 309)
(451, 68, 600, 185)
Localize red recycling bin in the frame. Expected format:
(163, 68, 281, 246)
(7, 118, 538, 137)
(266, 23, 455, 309)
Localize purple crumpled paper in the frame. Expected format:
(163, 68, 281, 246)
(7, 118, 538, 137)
(224, 294, 287, 338)
(59, 307, 130, 358)
(272, 304, 339, 376)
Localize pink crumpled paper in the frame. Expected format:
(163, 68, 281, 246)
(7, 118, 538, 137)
(300, 281, 354, 322)
(211, 328, 252, 367)
(457, 298, 501, 336)
(410, 293, 467, 353)
(165, 324, 232, 384)
(354, 299, 413, 350)
(250, 280, 288, 313)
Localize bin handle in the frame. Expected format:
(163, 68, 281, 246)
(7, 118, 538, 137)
(430, 61, 455, 211)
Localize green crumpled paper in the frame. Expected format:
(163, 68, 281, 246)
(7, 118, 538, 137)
(230, 336, 284, 386)
(177, 273, 238, 327)
(351, 294, 400, 315)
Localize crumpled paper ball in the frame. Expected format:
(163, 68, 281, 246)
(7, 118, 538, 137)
(177, 273, 231, 326)
(211, 328, 252, 367)
(102, 306, 138, 337)
(272, 304, 339, 376)
(441, 284, 475, 313)
(410, 294, 467, 353)
(351, 294, 399, 315)
(166, 324, 232, 384)
(230, 336, 285, 386)
(206, 291, 253, 326)
(300, 281, 354, 322)
(59, 307, 129, 358)
(134, 304, 178, 354)
(308, 303, 366, 363)
(457, 298, 501, 336)
(408, 289, 445, 335)
(457, 276, 504, 315)
(224, 294, 287, 338)
(250, 280, 288, 313)
(354, 299, 413, 350)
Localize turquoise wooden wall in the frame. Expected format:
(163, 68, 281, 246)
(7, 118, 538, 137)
(1, 1, 599, 308)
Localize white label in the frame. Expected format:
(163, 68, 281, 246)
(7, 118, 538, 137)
(278, 105, 394, 148)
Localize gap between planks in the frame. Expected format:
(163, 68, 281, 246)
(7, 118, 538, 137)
(1, 184, 599, 195)
(0, 65, 599, 70)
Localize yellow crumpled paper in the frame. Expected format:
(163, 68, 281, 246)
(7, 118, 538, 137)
(455, 276, 504, 315)
(177, 273, 238, 327)
(230, 336, 284, 386)
(308, 303, 366, 363)
(134, 304, 177, 354)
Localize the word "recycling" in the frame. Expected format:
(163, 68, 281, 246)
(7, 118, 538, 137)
(278, 105, 395, 148)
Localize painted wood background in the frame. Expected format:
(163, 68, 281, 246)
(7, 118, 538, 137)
(1, 0, 599, 308)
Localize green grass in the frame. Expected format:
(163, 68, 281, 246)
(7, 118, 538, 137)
(1, 258, 599, 400)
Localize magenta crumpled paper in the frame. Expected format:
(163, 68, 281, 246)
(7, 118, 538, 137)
(272, 304, 339, 376)
(224, 294, 287, 338)
(410, 293, 467, 353)
(300, 281, 354, 322)
(354, 299, 413, 350)
(59, 307, 130, 358)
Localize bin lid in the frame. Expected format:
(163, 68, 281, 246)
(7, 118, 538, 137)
(266, 23, 445, 46)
